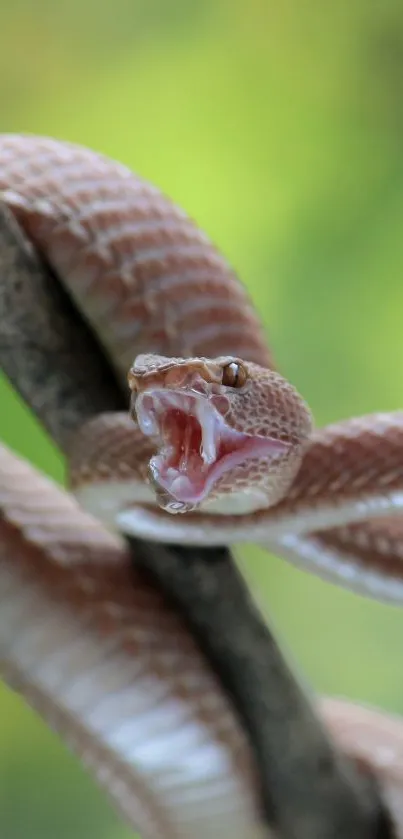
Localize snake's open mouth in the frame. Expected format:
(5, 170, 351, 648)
(134, 389, 289, 512)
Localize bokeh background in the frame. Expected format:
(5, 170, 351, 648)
(1, 1, 403, 836)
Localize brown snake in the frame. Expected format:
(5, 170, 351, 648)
(1, 133, 403, 837)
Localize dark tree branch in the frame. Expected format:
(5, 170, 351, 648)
(0, 203, 122, 447)
(0, 200, 392, 838)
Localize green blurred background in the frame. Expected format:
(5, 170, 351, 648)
(1, 1, 403, 836)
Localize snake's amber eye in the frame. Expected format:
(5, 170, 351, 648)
(221, 361, 247, 388)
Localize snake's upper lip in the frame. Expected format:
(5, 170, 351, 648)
(133, 388, 290, 513)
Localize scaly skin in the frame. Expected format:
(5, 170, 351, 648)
(1, 134, 403, 838)
(1, 134, 403, 603)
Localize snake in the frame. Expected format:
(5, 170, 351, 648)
(1, 134, 403, 601)
(1, 133, 403, 837)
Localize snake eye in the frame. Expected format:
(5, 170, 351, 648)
(221, 361, 247, 388)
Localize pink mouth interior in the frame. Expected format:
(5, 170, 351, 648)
(134, 390, 289, 512)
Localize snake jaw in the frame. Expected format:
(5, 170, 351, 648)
(132, 387, 290, 514)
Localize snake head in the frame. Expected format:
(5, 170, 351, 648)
(128, 353, 312, 514)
